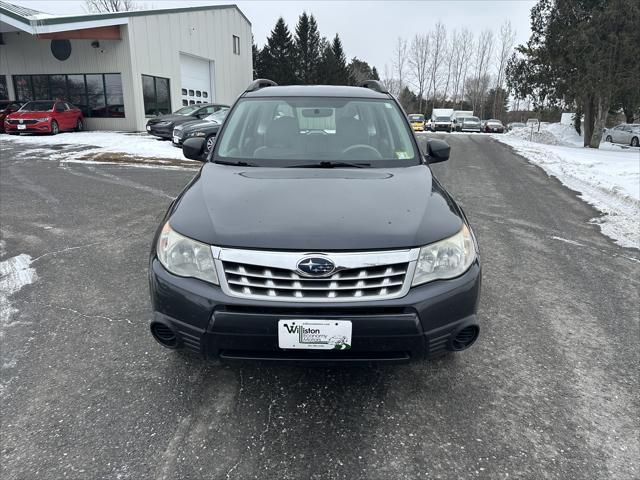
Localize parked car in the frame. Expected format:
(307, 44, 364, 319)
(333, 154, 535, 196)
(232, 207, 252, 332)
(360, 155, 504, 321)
(148, 79, 481, 364)
(0, 100, 23, 133)
(458, 116, 482, 133)
(172, 107, 229, 152)
(5, 100, 83, 135)
(483, 119, 505, 133)
(605, 124, 640, 147)
(507, 122, 526, 131)
(146, 103, 229, 139)
(408, 113, 425, 132)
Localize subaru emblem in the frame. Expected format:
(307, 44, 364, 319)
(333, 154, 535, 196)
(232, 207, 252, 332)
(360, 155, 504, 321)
(296, 256, 336, 277)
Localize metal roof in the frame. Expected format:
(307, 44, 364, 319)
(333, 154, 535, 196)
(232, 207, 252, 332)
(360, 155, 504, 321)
(0, 1, 250, 31)
(244, 85, 390, 99)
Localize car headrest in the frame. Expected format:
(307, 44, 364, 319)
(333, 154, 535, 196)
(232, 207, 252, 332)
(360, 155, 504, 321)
(336, 117, 368, 144)
(265, 116, 298, 148)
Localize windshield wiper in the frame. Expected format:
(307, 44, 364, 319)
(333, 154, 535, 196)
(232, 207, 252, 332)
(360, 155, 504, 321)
(287, 161, 370, 169)
(213, 159, 257, 167)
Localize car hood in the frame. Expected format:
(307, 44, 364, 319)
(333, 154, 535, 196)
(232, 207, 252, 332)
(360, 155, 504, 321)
(8, 111, 52, 119)
(169, 164, 464, 251)
(180, 120, 222, 133)
(147, 114, 191, 125)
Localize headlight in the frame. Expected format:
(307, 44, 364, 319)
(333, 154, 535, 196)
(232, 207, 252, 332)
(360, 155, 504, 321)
(35, 117, 50, 122)
(187, 131, 207, 137)
(411, 224, 476, 286)
(157, 222, 218, 285)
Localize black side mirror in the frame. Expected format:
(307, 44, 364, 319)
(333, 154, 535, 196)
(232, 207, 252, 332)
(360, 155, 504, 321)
(182, 137, 207, 161)
(426, 139, 450, 163)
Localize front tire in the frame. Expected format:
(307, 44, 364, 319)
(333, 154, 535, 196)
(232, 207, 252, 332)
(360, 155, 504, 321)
(50, 120, 59, 135)
(76, 118, 84, 132)
(605, 135, 612, 142)
(631, 137, 639, 147)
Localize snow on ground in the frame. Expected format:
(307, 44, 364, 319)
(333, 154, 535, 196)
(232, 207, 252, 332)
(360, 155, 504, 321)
(0, 253, 37, 333)
(493, 123, 639, 249)
(1, 130, 186, 161)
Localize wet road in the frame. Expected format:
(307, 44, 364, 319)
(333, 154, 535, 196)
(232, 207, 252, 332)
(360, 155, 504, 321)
(1, 134, 638, 479)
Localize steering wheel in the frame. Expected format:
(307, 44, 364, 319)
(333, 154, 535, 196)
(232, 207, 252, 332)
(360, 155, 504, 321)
(340, 144, 383, 160)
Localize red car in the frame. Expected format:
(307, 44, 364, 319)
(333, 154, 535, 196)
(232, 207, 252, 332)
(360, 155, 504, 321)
(483, 119, 505, 133)
(5, 100, 84, 135)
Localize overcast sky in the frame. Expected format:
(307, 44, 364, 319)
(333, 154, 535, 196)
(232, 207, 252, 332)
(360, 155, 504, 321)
(12, 0, 536, 72)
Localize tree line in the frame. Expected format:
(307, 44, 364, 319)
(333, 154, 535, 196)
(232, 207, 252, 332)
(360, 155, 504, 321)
(506, 0, 639, 148)
(253, 13, 380, 87)
(382, 21, 517, 121)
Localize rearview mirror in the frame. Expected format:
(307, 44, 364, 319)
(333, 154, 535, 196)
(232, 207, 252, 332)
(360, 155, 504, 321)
(182, 137, 206, 161)
(426, 139, 450, 163)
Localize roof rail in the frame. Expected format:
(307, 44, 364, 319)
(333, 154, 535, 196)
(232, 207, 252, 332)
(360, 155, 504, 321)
(246, 78, 278, 92)
(358, 80, 388, 94)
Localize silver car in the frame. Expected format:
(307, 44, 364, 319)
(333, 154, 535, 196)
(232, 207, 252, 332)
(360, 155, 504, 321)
(459, 116, 481, 133)
(605, 124, 640, 147)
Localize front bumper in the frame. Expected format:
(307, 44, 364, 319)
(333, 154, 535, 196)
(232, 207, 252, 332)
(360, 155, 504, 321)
(5, 121, 51, 133)
(146, 123, 173, 138)
(149, 257, 481, 364)
(411, 124, 425, 132)
(433, 124, 452, 132)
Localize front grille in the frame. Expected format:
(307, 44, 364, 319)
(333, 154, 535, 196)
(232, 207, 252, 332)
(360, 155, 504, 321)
(223, 261, 409, 300)
(8, 119, 37, 125)
(215, 247, 419, 303)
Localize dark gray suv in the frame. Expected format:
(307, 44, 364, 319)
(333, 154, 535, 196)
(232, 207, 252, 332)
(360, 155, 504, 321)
(148, 79, 481, 364)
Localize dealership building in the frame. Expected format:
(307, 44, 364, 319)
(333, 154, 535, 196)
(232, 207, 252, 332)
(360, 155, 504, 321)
(0, 1, 252, 131)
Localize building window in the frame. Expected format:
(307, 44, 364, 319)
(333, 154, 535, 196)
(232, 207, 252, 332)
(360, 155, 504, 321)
(202, 91, 208, 99)
(182, 99, 188, 106)
(142, 74, 171, 116)
(196, 90, 201, 97)
(11, 73, 125, 118)
(0, 76, 8, 100)
(233, 35, 240, 55)
(181, 88, 187, 95)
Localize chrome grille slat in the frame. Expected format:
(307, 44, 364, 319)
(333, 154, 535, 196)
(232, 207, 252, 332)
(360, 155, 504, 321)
(219, 257, 414, 301)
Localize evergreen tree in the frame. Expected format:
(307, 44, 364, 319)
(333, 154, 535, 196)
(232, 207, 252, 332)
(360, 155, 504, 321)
(331, 34, 352, 85)
(506, 0, 640, 148)
(252, 40, 262, 79)
(371, 66, 380, 81)
(294, 12, 321, 84)
(318, 37, 336, 84)
(260, 17, 297, 85)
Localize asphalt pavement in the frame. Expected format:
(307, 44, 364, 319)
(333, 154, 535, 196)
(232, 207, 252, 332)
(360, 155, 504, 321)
(1, 134, 638, 479)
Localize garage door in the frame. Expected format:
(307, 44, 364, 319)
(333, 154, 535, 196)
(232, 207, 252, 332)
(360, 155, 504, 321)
(179, 54, 213, 107)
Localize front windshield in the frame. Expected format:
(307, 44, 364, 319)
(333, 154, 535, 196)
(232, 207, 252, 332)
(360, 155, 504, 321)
(174, 105, 200, 116)
(409, 114, 424, 122)
(204, 108, 229, 123)
(215, 97, 420, 167)
(466, 117, 480, 122)
(436, 116, 450, 122)
(20, 101, 54, 112)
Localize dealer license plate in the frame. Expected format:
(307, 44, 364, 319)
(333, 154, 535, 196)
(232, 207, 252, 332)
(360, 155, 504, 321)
(278, 319, 352, 350)
(17, 125, 26, 130)
(173, 136, 180, 144)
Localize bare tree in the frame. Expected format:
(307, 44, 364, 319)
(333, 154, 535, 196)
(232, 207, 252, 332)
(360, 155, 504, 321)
(492, 20, 516, 117)
(440, 30, 459, 107)
(392, 37, 408, 94)
(407, 34, 429, 112)
(84, 0, 144, 12)
(382, 64, 401, 98)
(469, 29, 494, 116)
(427, 22, 447, 109)
(455, 29, 474, 109)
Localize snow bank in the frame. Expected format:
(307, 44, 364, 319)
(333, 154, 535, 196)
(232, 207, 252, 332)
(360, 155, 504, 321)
(2, 131, 186, 160)
(494, 124, 639, 249)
